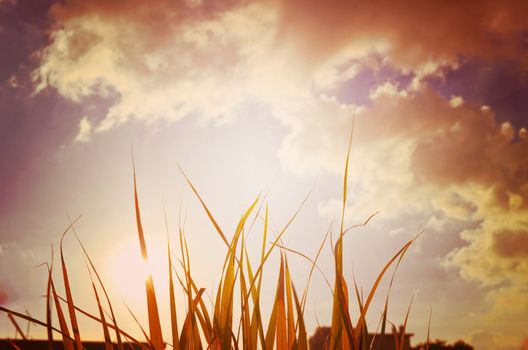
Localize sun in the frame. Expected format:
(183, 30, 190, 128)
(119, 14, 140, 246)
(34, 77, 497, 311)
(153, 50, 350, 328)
(105, 237, 170, 305)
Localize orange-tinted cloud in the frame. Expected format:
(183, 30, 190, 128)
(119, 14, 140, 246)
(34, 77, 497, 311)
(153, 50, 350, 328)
(493, 230, 528, 258)
(277, 0, 528, 73)
(411, 112, 528, 209)
(34, 0, 528, 138)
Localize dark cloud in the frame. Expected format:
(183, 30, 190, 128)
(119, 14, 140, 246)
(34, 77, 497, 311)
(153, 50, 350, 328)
(427, 60, 528, 131)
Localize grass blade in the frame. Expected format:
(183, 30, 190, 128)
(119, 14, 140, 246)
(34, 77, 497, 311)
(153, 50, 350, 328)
(45, 262, 54, 350)
(8, 314, 27, 340)
(275, 256, 287, 350)
(50, 269, 75, 350)
(399, 295, 414, 350)
(132, 161, 164, 350)
(69, 214, 125, 350)
(283, 257, 296, 348)
(164, 210, 180, 350)
(292, 285, 308, 350)
(177, 164, 230, 250)
(426, 307, 432, 350)
(55, 296, 147, 348)
(0, 305, 72, 343)
(59, 215, 83, 350)
(85, 260, 113, 350)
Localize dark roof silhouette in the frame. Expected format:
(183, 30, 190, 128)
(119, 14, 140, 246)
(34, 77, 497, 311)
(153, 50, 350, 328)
(308, 326, 414, 350)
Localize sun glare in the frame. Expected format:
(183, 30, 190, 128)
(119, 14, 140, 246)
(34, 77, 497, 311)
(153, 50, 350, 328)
(106, 238, 169, 305)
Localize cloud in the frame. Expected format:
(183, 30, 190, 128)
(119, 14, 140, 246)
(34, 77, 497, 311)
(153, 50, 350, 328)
(33, 0, 528, 138)
(276, 0, 528, 75)
(33, 0, 288, 132)
(493, 230, 528, 258)
(74, 116, 92, 142)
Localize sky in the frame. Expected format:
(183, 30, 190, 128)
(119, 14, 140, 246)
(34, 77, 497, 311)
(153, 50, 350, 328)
(0, 0, 527, 349)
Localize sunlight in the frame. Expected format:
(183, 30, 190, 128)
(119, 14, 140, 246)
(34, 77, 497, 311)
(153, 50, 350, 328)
(106, 238, 169, 305)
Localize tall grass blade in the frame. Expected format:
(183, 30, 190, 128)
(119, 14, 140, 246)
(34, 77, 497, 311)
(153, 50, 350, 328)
(173, 259, 214, 344)
(123, 301, 154, 349)
(59, 216, 83, 350)
(238, 236, 251, 350)
(24, 310, 32, 339)
(242, 189, 313, 329)
(355, 235, 420, 332)
(283, 257, 296, 348)
(8, 314, 27, 340)
(292, 285, 308, 350)
(425, 307, 432, 350)
(55, 296, 146, 348)
(0, 305, 69, 339)
(216, 197, 259, 348)
(378, 298, 389, 350)
(275, 256, 287, 350)
(244, 248, 265, 350)
(164, 210, 180, 350)
(45, 263, 54, 350)
(132, 162, 164, 350)
(178, 231, 205, 350)
(177, 164, 230, 250)
(391, 323, 400, 350)
(399, 295, 414, 350)
(265, 277, 279, 349)
(274, 242, 332, 304)
(331, 116, 355, 350)
(50, 269, 75, 350)
(179, 288, 206, 350)
(90, 279, 113, 350)
(69, 215, 125, 350)
(301, 225, 331, 313)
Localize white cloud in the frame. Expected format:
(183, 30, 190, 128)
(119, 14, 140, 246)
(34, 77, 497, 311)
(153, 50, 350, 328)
(74, 116, 92, 142)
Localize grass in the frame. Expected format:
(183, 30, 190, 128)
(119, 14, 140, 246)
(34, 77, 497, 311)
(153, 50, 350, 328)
(0, 128, 427, 350)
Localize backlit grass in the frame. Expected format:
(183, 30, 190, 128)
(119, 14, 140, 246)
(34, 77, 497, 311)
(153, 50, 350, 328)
(1, 129, 427, 350)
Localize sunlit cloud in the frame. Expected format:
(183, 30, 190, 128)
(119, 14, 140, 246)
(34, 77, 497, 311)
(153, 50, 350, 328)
(74, 116, 92, 142)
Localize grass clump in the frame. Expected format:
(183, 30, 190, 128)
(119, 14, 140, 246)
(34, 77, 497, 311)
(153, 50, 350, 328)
(1, 130, 426, 350)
